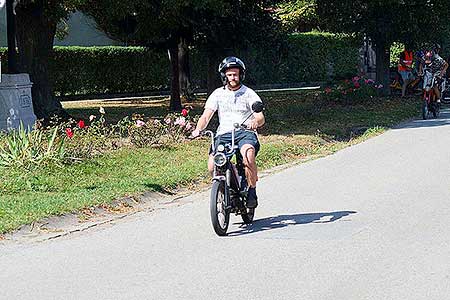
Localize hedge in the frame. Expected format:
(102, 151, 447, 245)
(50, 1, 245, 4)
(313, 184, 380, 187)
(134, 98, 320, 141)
(278, 32, 359, 83)
(0, 46, 170, 97)
(51, 46, 169, 96)
(0, 32, 362, 97)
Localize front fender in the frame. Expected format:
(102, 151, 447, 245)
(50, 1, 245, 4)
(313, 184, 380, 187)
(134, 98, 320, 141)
(212, 176, 226, 182)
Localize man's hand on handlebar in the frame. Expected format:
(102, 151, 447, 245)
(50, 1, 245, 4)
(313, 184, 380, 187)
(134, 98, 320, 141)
(190, 129, 201, 138)
(247, 120, 259, 130)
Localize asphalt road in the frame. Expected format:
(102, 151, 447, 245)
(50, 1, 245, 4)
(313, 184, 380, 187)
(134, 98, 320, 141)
(1, 109, 450, 300)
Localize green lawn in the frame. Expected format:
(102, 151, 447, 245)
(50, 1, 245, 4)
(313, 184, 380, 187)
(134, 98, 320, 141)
(0, 92, 420, 233)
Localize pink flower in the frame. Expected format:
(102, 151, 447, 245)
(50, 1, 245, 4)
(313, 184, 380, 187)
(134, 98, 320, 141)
(135, 120, 145, 127)
(181, 109, 188, 117)
(174, 116, 186, 127)
(65, 128, 74, 138)
(354, 82, 360, 88)
(89, 115, 96, 122)
(185, 122, 192, 130)
(378, 84, 383, 89)
(77, 120, 85, 129)
(352, 76, 360, 82)
(165, 118, 172, 125)
(325, 87, 332, 94)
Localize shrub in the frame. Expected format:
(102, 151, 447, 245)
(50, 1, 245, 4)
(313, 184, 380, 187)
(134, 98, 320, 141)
(51, 46, 170, 96)
(322, 75, 382, 104)
(276, 32, 360, 83)
(0, 124, 66, 169)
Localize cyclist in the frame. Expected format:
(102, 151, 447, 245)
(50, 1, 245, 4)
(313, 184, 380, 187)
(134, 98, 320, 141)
(191, 57, 265, 208)
(419, 44, 448, 102)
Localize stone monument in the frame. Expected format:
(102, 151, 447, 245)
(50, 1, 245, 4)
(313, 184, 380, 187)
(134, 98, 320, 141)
(0, 73, 36, 131)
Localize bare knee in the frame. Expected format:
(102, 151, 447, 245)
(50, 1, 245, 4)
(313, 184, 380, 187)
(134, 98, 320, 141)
(208, 155, 214, 175)
(240, 145, 256, 166)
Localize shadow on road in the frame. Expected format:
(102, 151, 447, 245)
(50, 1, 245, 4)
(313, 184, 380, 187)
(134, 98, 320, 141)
(228, 210, 357, 236)
(393, 107, 450, 130)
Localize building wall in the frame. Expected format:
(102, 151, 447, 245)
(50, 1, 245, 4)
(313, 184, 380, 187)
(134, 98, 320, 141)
(0, 9, 119, 47)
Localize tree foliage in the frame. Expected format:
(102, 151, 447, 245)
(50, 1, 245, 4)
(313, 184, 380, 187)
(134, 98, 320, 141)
(276, 0, 319, 32)
(82, 0, 284, 108)
(316, 0, 450, 45)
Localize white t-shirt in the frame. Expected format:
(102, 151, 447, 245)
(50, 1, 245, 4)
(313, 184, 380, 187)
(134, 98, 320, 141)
(205, 85, 262, 135)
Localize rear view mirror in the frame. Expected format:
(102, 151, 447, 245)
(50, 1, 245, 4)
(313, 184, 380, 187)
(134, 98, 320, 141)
(252, 102, 264, 113)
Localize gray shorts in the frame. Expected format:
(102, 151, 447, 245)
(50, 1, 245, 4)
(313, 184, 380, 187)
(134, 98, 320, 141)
(210, 130, 260, 155)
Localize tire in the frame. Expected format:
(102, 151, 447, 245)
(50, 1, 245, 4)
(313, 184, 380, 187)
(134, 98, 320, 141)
(241, 208, 255, 224)
(422, 99, 428, 120)
(210, 180, 230, 236)
(433, 102, 440, 118)
(442, 89, 450, 104)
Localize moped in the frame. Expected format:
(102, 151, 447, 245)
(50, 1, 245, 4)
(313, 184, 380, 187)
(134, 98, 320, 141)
(201, 102, 264, 236)
(421, 64, 440, 120)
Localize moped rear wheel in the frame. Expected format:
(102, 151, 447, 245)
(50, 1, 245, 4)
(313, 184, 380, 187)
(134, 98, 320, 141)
(241, 208, 255, 224)
(210, 180, 230, 236)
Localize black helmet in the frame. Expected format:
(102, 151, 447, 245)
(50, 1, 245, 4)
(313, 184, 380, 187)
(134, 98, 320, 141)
(218, 56, 246, 85)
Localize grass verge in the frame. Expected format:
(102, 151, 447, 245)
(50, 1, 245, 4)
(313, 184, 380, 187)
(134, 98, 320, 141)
(0, 92, 420, 233)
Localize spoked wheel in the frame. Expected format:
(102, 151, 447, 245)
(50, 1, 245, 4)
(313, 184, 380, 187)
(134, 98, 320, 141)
(241, 207, 255, 224)
(422, 99, 429, 120)
(210, 180, 230, 236)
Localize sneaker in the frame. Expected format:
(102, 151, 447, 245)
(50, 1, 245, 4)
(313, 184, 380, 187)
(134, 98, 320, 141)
(246, 187, 258, 208)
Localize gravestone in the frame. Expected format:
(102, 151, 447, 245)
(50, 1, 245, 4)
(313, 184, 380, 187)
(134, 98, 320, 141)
(0, 73, 36, 131)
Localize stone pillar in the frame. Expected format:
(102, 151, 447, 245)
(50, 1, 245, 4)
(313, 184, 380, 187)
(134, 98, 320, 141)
(0, 74, 36, 131)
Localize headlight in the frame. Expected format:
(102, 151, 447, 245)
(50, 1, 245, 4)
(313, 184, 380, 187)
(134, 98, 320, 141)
(217, 144, 225, 152)
(213, 153, 226, 167)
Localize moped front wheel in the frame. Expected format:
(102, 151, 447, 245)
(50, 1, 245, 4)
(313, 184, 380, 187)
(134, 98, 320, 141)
(433, 102, 440, 118)
(210, 180, 230, 236)
(241, 208, 255, 224)
(422, 99, 428, 120)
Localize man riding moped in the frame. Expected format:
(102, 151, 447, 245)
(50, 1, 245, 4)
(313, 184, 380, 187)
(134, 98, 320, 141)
(191, 56, 265, 209)
(418, 44, 449, 102)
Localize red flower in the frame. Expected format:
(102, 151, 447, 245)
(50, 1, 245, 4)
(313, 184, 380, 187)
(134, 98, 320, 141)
(181, 109, 188, 117)
(324, 87, 332, 94)
(65, 128, 74, 138)
(77, 120, 85, 129)
(354, 82, 360, 88)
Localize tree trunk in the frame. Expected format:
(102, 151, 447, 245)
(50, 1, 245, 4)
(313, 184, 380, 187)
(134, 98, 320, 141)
(178, 37, 193, 102)
(206, 50, 222, 96)
(15, 4, 65, 120)
(373, 15, 391, 97)
(168, 42, 182, 112)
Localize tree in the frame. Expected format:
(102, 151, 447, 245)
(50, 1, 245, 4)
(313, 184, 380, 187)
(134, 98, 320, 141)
(315, 0, 450, 95)
(14, 0, 85, 119)
(83, 0, 216, 111)
(83, 0, 284, 109)
(276, 0, 319, 33)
